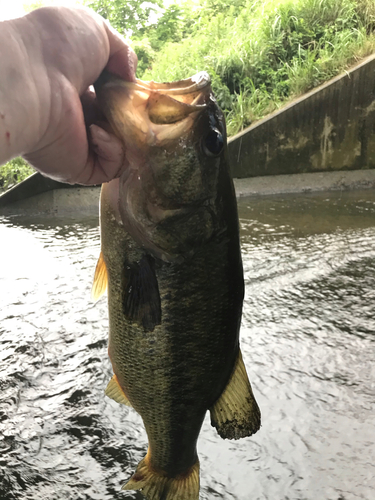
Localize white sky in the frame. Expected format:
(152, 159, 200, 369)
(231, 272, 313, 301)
(0, 0, 83, 21)
(0, 0, 180, 25)
(0, 0, 181, 26)
(0, 0, 25, 20)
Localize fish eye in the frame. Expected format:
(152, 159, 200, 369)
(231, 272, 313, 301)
(202, 128, 224, 157)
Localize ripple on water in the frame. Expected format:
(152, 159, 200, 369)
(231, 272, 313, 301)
(1, 191, 375, 500)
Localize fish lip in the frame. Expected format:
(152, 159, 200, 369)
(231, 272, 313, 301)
(136, 71, 211, 96)
(95, 71, 211, 97)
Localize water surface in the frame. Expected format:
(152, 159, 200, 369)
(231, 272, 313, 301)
(0, 191, 374, 500)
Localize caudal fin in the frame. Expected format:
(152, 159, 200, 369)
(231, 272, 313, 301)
(123, 455, 199, 500)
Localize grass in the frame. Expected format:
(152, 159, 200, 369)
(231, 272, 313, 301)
(141, 0, 375, 135)
(0, 158, 34, 193)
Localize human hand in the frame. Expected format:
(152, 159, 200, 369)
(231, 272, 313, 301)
(0, 7, 137, 185)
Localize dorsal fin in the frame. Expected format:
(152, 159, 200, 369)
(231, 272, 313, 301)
(92, 251, 108, 301)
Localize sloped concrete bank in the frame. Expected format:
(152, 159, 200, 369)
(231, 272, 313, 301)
(233, 169, 375, 197)
(228, 53, 375, 178)
(0, 173, 100, 215)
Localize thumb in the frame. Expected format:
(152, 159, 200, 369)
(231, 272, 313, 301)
(85, 124, 127, 184)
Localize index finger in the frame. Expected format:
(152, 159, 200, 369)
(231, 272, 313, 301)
(104, 22, 138, 82)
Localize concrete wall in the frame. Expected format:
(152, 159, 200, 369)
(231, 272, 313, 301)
(233, 169, 375, 198)
(0, 181, 100, 216)
(0, 173, 71, 209)
(228, 54, 375, 178)
(0, 173, 100, 215)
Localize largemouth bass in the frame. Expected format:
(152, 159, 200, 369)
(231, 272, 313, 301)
(92, 71, 261, 500)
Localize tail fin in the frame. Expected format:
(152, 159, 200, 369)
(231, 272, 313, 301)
(123, 455, 199, 500)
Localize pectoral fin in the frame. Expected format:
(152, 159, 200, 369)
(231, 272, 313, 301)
(122, 255, 161, 332)
(105, 374, 132, 407)
(209, 349, 261, 439)
(92, 251, 108, 301)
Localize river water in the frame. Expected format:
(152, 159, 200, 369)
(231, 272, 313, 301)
(0, 190, 374, 500)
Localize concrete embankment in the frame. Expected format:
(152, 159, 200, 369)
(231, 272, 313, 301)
(233, 169, 375, 197)
(228, 53, 375, 178)
(1, 54, 375, 215)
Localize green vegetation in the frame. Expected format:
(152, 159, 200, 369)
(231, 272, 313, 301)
(136, 0, 375, 135)
(0, 158, 34, 192)
(85, 0, 162, 35)
(1, 0, 375, 191)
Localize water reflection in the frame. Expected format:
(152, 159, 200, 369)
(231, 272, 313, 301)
(0, 190, 374, 500)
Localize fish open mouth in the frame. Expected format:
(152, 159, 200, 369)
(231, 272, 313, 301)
(94, 71, 213, 146)
(136, 72, 210, 124)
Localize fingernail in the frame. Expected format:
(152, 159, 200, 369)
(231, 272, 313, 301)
(90, 124, 112, 143)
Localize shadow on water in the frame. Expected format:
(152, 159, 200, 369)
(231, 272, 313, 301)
(0, 190, 374, 500)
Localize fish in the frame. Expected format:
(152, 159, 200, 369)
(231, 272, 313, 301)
(92, 70, 261, 500)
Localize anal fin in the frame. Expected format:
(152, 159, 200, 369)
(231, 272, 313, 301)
(92, 251, 108, 301)
(210, 349, 261, 439)
(105, 374, 132, 407)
